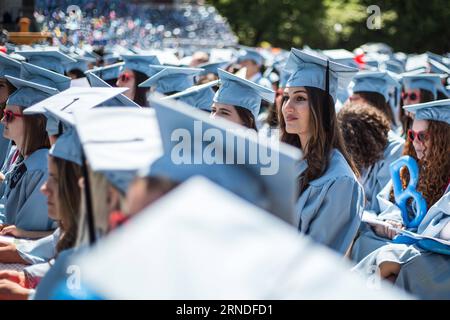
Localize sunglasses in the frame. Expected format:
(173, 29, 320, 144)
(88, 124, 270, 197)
(119, 72, 134, 83)
(2, 110, 23, 123)
(402, 91, 420, 101)
(407, 129, 429, 143)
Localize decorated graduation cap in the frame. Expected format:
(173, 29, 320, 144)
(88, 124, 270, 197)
(237, 47, 264, 66)
(73, 107, 163, 194)
(198, 61, 229, 76)
(0, 53, 21, 78)
(85, 62, 124, 81)
(284, 48, 358, 102)
(120, 54, 161, 77)
(161, 80, 218, 111)
(214, 68, 275, 119)
(21, 62, 71, 92)
(86, 72, 140, 107)
(16, 48, 76, 74)
(402, 74, 447, 99)
(71, 176, 408, 299)
(351, 71, 400, 102)
(138, 66, 203, 94)
(146, 94, 302, 225)
(5, 76, 55, 108)
(403, 99, 450, 125)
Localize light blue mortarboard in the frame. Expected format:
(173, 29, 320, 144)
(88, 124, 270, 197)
(284, 48, 358, 102)
(73, 107, 163, 193)
(351, 71, 400, 102)
(161, 80, 218, 111)
(322, 49, 359, 69)
(428, 59, 450, 75)
(86, 72, 140, 108)
(213, 69, 275, 119)
(381, 59, 405, 74)
(402, 74, 447, 99)
(403, 99, 450, 125)
(145, 94, 302, 225)
(0, 53, 21, 78)
(120, 55, 161, 77)
(49, 127, 83, 165)
(85, 62, 124, 81)
(21, 62, 71, 92)
(5, 76, 55, 108)
(66, 56, 96, 73)
(138, 66, 204, 94)
(237, 47, 264, 66)
(198, 61, 229, 76)
(16, 49, 77, 74)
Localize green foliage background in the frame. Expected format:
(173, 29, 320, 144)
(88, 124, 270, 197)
(206, 0, 450, 53)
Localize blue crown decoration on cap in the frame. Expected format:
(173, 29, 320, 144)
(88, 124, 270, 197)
(138, 66, 204, 94)
(0, 53, 21, 78)
(16, 48, 77, 74)
(213, 69, 275, 119)
(403, 99, 450, 125)
(284, 48, 358, 103)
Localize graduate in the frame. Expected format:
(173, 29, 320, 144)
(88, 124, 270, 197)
(160, 80, 218, 112)
(211, 68, 275, 130)
(236, 47, 272, 88)
(279, 48, 364, 254)
(351, 99, 450, 262)
(116, 55, 161, 106)
(0, 77, 56, 235)
(338, 103, 404, 212)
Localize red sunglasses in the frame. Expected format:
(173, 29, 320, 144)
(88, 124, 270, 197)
(119, 72, 134, 82)
(2, 110, 23, 123)
(402, 91, 420, 101)
(407, 129, 429, 143)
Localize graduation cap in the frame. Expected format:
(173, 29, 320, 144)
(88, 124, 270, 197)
(403, 99, 450, 125)
(85, 62, 124, 81)
(65, 55, 96, 73)
(120, 54, 161, 77)
(21, 62, 71, 92)
(138, 66, 204, 94)
(402, 74, 448, 99)
(237, 47, 264, 66)
(86, 72, 140, 108)
(49, 127, 83, 166)
(351, 71, 400, 102)
(73, 107, 163, 193)
(5, 76, 55, 108)
(71, 176, 409, 299)
(0, 52, 21, 78)
(214, 68, 275, 119)
(428, 58, 450, 75)
(16, 48, 77, 74)
(380, 59, 405, 74)
(322, 49, 359, 69)
(198, 61, 229, 76)
(284, 48, 358, 102)
(146, 94, 302, 225)
(160, 80, 218, 111)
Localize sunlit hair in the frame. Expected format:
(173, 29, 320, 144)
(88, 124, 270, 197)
(354, 91, 395, 126)
(279, 86, 359, 193)
(338, 103, 391, 173)
(390, 120, 450, 208)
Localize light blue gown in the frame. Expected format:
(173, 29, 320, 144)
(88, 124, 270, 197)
(352, 188, 450, 299)
(0, 148, 55, 231)
(296, 149, 364, 254)
(359, 131, 404, 212)
(0, 124, 11, 169)
(15, 228, 60, 264)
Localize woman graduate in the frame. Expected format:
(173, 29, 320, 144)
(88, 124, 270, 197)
(350, 99, 450, 262)
(211, 68, 275, 130)
(280, 48, 364, 254)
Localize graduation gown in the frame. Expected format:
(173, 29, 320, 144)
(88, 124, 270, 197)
(296, 149, 364, 254)
(16, 228, 60, 264)
(360, 130, 404, 212)
(0, 148, 54, 231)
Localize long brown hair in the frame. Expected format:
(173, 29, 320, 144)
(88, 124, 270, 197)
(235, 106, 257, 130)
(355, 91, 395, 126)
(280, 86, 359, 193)
(22, 114, 50, 156)
(51, 156, 82, 254)
(133, 70, 149, 107)
(338, 103, 390, 173)
(390, 120, 450, 208)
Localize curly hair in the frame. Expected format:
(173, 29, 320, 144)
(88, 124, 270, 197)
(279, 86, 359, 193)
(354, 91, 396, 126)
(390, 120, 450, 208)
(337, 103, 391, 173)
(399, 89, 434, 136)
